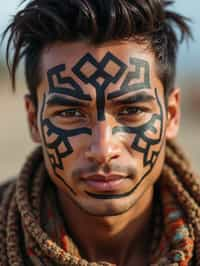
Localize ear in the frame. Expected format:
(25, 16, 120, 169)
(24, 95, 41, 143)
(165, 88, 181, 139)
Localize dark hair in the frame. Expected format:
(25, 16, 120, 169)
(3, 0, 192, 105)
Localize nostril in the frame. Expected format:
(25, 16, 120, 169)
(85, 146, 121, 164)
(112, 154, 120, 159)
(85, 150, 106, 164)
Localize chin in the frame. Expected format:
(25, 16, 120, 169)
(75, 197, 137, 217)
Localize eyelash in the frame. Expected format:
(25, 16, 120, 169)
(118, 106, 149, 116)
(53, 106, 149, 119)
(55, 109, 85, 118)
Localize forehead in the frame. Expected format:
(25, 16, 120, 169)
(41, 40, 157, 77)
(37, 40, 164, 102)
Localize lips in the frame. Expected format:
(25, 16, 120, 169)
(81, 174, 128, 192)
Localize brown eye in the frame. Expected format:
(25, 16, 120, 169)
(56, 109, 84, 118)
(118, 107, 144, 116)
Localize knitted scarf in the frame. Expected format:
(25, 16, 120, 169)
(0, 142, 198, 266)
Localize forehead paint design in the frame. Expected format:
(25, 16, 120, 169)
(47, 64, 92, 101)
(86, 88, 164, 200)
(107, 57, 150, 100)
(72, 52, 127, 120)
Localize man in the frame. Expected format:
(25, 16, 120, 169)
(0, 0, 200, 265)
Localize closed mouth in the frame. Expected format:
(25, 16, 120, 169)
(81, 174, 130, 192)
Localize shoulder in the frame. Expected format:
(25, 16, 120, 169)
(0, 178, 16, 204)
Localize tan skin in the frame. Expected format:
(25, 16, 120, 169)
(25, 41, 180, 266)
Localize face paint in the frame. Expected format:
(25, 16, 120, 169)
(40, 51, 164, 202)
(107, 57, 151, 99)
(82, 56, 163, 200)
(72, 52, 127, 120)
(41, 63, 93, 193)
(47, 64, 92, 101)
(40, 93, 92, 194)
(86, 88, 164, 199)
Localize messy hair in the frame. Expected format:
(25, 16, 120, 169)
(3, 0, 192, 105)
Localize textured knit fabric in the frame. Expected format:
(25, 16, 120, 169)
(0, 144, 198, 265)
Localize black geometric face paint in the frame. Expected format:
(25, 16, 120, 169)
(72, 52, 127, 120)
(40, 52, 163, 200)
(40, 94, 92, 194)
(41, 63, 93, 194)
(107, 57, 151, 99)
(86, 88, 164, 199)
(47, 64, 92, 101)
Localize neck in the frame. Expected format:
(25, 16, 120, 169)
(57, 187, 154, 266)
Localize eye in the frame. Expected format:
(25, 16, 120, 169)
(118, 106, 146, 116)
(55, 109, 84, 118)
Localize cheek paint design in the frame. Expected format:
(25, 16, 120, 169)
(42, 63, 94, 193)
(86, 88, 164, 200)
(113, 88, 163, 169)
(40, 94, 92, 194)
(72, 52, 127, 121)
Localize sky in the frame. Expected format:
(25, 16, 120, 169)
(0, 0, 199, 75)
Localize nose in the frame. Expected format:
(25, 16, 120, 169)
(85, 121, 121, 164)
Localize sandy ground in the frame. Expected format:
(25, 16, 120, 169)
(0, 81, 200, 184)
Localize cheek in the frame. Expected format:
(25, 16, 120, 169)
(116, 132, 140, 155)
(64, 134, 91, 157)
(52, 134, 92, 177)
(148, 143, 165, 181)
(143, 119, 162, 140)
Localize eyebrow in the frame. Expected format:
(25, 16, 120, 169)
(109, 92, 156, 105)
(46, 95, 90, 107)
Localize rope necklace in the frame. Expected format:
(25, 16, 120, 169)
(0, 141, 200, 265)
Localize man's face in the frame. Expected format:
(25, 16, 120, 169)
(31, 41, 176, 216)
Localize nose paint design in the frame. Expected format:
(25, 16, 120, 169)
(40, 52, 163, 199)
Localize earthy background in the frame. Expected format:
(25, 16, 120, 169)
(0, 1, 200, 183)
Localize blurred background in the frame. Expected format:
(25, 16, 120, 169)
(0, 0, 199, 183)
